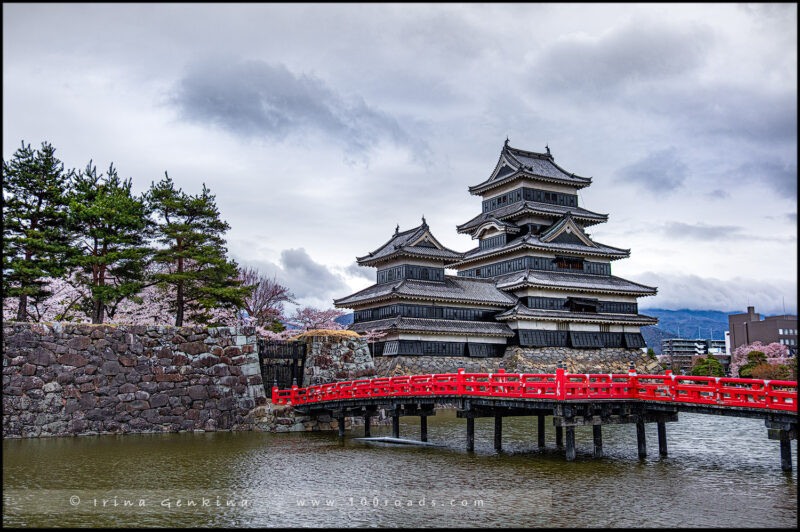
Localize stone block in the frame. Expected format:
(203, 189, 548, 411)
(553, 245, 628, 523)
(149, 394, 169, 408)
(187, 385, 208, 400)
(67, 336, 92, 351)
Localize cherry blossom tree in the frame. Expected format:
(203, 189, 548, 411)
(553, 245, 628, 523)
(237, 266, 294, 328)
(730, 341, 790, 377)
(286, 306, 347, 331)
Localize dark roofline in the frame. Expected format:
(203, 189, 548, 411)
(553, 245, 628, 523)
(492, 270, 658, 296)
(356, 221, 464, 266)
(468, 143, 592, 195)
(456, 201, 608, 234)
(446, 238, 630, 268)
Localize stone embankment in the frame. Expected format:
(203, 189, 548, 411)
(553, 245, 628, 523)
(371, 347, 662, 377)
(2, 322, 265, 438)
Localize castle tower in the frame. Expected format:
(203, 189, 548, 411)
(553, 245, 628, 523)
(334, 217, 515, 358)
(448, 142, 657, 349)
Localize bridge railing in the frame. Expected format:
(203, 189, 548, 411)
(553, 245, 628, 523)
(271, 369, 797, 411)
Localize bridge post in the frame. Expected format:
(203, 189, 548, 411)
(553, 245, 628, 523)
(420, 415, 428, 442)
(337, 414, 345, 438)
(636, 419, 647, 459)
(538, 415, 545, 448)
(364, 415, 371, 437)
(494, 415, 502, 451)
(657, 419, 668, 457)
(593, 424, 603, 458)
(466, 417, 475, 452)
(392, 408, 400, 439)
(556, 426, 563, 448)
(780, 430, 792, 472)
(565, 426, 576, 461)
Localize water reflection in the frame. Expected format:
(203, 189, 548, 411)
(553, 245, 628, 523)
(3, 410, 796, 527)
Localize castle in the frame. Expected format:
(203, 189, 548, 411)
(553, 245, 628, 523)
(335, 141, 659, 374)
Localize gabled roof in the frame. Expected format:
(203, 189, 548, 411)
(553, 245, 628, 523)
(469, 141, 592, 195)
(356, 218, 464, 267)
(457, 201, 608, 234)
(349, 316, 515, 337)
(449, 221, 630, 268)
(538, 212, 595, 247)
(334, 276, 517, 308)
(493, 269, 658, 296)
(472, 217, 521, 238)
(494, 301, 658, 325)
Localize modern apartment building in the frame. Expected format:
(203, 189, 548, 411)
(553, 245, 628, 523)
(728, 306, 798, 356)
(661, 337, 728, 375)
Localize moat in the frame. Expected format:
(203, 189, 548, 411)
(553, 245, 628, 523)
(3, 411, 796, 528)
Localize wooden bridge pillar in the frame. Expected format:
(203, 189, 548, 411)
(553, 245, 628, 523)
(556, 425, 563, 448)
(338, 415, 345, 438)
(636, 419, 647, 459)
(565, 426, 576, 461)
(420, 415, 428, 442)
(593, 424, 603, 458)
(466, 417, 475, 452)
(780, 431, 792, 472)
(538, 415, 545, 448)
(392, 407, 400, 438)
(364, 415, 371, 437)
(494, 415, 502, 451)
(657, 419, 668, 457)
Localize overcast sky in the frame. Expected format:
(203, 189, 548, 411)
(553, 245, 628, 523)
(3, 3, 797, 315)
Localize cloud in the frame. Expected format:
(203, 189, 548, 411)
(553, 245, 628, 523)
(704, 189, 730, 200)
(642, 85, 797, 147)
(636, 272, 797, 315)
(615, 147, 688, 194)
(660, 222, 745, 241)
(734, 160, 797, 197)
(530, 20, 713, 96)
(344, 261, 374, 282)
(238, 248, 349, 308)
(170, 58, 429, 161)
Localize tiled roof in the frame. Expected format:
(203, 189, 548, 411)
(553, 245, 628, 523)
(349, 317, 515, 337)
(334, 276, 517, 307)
(451, 233, 629, 267)
(457, 201, 608, 233)
(493, 269, 658, 295)
(495, 302, 658, 325)
(469, 143, 592, 194)
(356, 220, 464, 266)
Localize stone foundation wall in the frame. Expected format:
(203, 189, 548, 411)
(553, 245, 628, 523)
(302, 336, 375, 386)
(504, 347, 663, 375)
(373, 355, 504, 377)
(371, 347, 662, 377)
(2, 322, 266, 438)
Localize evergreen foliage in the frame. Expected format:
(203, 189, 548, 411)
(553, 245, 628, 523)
(147, 173, 250, 326)
(68, 161, 153, 323)
(2, 141, 75, 321)
(737, 351, 767, 379)
(690, 354, 725, 377)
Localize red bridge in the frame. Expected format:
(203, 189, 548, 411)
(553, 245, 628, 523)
(272, 368, 798, 471)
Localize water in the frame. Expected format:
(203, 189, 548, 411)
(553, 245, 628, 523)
(3, 410, 796, 527)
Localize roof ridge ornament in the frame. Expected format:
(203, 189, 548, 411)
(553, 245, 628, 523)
(421, 215, 427, 228)
(394, 224, 399, 236)
(504, 137, 509, 148)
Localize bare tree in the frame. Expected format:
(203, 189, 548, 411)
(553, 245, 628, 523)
(238, 266, 296, 327)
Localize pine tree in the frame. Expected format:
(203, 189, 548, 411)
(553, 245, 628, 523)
(2, 141, 74, 321)
(69, 161, 152, 323)
(148, 174, 250, 326)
